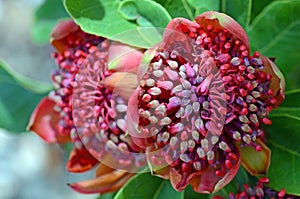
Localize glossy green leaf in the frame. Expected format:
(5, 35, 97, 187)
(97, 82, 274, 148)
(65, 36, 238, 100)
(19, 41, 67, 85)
(114, 172, 184, 199)
(247, 0, 300, 90)
(32, 0, 68, 45)
(119, 0, 171, 28)
(184, 185, 209, 199)
(97, 192, 115, 199)
(0, 60, 52, 93)
(64, 0, 171, 48)
(265, 116, 300, 196)
(188, 0, 220, 16)
(0, 100, 14, 129)
(223, 0, 252, 28)
(154, 0, 195, 20)
(269, 90, 300, 118)
(250, 0, 273, 23)
(0, 61, 45, 132)
(212, 181, 237, 199)
(156, 180, 184, 199)
(277, 89, 300, 107)
(266, 90, 300, 195)
(233, 166, 259, 188)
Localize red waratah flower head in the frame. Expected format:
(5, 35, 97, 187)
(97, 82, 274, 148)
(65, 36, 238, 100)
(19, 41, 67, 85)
(213, 177, 299, 199)
(127, 11, 285, 193)
(27, 19, 145, 193)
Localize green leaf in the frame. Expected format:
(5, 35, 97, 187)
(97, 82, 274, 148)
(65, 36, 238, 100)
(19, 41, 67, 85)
(250, 0, 273, 23)
(269, 90, 300, 118)
(0, 60, 52, 93)
(223, 0, 252, 28)
(0, 61, 45, 132)
(278, 89, 300, 107)
(114, 172, 184, 199)
(156, 180, 184, 199)
(188, 0, 220, 16)
(0, 100, 14, 129)
(154, 0, 195, 20)
(265, 116, 300, 196)
(97, 192, 116, 199)
(212, 181, 237, 199)
(64, 0, 171, 48)
(118, 0, 171, 28)
(246, 0, 300, 90)
(266, 90, 300, 195)
(234, 166, 259, 189)
(32, 0, 68, 45)
(184, 185, 209, 199)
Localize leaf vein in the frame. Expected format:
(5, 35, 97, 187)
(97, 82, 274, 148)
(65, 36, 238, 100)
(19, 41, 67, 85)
(181, 0, 194, 20)
(245, 0, 252, 28)
(260, 21, 300, 53)
(153, 181, 166, 199)
(268, 114, 300, 121)
(79, 5, 103, 16)
(275, 107, 300, 111)
(268, 140, 300, 158)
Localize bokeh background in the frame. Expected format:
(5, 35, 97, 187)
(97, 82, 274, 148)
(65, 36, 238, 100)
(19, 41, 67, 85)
(0, 0, 96, 198)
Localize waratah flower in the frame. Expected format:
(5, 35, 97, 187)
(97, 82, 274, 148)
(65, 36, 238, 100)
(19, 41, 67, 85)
(27, 19, 145, 193)
(127, 11, 285, 193)
(213, 177, 298, 199)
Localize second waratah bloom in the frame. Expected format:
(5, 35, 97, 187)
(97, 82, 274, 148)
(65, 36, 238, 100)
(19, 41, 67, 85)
(28, 19, 145, 193)
(213, 177, 298, 199)
(127, 11, 285, 193)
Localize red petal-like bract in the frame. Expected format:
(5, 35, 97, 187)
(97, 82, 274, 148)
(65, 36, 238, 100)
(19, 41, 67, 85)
(27, 97, 70, 143)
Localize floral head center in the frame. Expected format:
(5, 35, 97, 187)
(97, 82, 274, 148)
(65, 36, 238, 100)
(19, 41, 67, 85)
(134, 23, 277, 178)
(50, 29, 103, 149)
(72, 40, 144, 169)
(50, 28, 143, 168)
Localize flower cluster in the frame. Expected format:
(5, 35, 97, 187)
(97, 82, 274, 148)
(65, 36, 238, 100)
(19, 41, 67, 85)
(29, 11, 286, 195)
(28, 20, 145, 193)
(213, 178, 299, 199)
(127, 12, 284, 193)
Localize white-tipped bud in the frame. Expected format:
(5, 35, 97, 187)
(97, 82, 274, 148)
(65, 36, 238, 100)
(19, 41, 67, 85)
(159, 117, 172, 126)
(153, 70, 164, 77)
(207, 150, 215, 161)
(197, 147, 206, 158)
(148, 87, 161, 96)
(145, 78, 156, 87)
(167, 60, 178, 69)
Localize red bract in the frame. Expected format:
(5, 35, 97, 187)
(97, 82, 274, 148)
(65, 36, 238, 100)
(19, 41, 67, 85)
(28, 19, 144, 193)
(127, 11, 285, 193)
